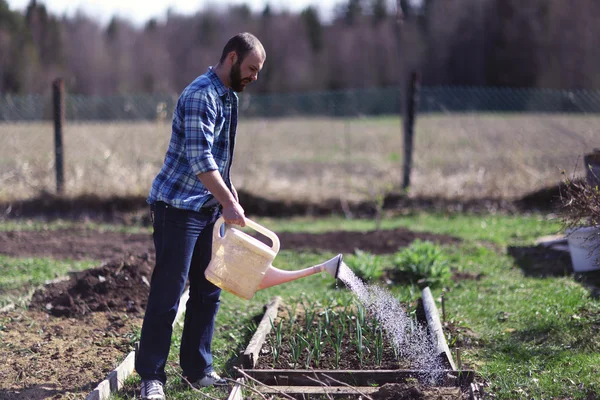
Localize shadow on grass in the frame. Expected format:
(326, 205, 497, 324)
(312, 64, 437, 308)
(508, 245, 600, 299)
(482, 323, 600, 398)
(223, 312, 264, 377)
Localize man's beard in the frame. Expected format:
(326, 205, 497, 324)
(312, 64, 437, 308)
(230, 59, 250, 92)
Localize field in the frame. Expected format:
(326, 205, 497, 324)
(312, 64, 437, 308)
(0, 113, 597, 203)
(1, 113, 600, 399)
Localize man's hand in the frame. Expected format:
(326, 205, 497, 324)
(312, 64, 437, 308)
(222, 201, 246, 227)
(197, 171, 246, 227)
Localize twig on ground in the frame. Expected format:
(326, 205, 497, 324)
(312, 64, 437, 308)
(305, 374, 334, 400)
(223, 377, 269, 400)
(234, 366, 296, 400)
(321, 373, 375, 400)
(171, 369, 220, 400)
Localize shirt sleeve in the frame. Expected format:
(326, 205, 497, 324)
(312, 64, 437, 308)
(184, 90, 219, 175)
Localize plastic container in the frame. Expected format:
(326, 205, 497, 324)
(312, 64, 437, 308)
(205, 217, 280, 300)
(566, 226, 600, 272)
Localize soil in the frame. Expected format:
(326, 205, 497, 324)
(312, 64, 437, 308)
(0, 193, 499, 399)
(0, 224, 463, 399)
(254, 303, 413, 371)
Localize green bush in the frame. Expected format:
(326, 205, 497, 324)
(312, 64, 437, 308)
(390, 240, 451, 288)
(344, 249, 385, 282)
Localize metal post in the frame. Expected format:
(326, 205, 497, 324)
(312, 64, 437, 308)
(402, 71, 420, 190)
(52, 78, 65, 194)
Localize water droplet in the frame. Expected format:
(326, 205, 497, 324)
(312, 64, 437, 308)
(338, 261, 443, 382)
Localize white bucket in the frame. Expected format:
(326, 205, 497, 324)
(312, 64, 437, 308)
(566, 226, 600, 272)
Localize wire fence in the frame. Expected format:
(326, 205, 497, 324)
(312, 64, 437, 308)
(0, 86, 598, 204)
(2, 87, 600, 122)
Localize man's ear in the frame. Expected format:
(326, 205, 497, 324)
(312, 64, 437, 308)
(228, 51, 238, 65)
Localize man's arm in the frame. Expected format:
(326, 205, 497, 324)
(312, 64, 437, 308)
(197, 170, 245, 227)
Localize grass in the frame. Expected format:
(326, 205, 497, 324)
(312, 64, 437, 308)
(0, 255, 97, 308)
(105, 212, 599, 399)
(0, 113, 597, 203)
(2, 212, 599, 399)
(0, 219, 151, 234)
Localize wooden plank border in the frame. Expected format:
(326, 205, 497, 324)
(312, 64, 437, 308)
(421, 287, 457, 370)
(239, 289, 476, 397)
(227, 378, 245, 400)
(242, 295, 282, 368)
(241, 369, 475, 388)
(85, 289, 190, 400)
(257, 385, 462, 397)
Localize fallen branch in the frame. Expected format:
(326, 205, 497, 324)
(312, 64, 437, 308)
(171, 369, 220, 400)
(224, 377, 269, 400)
(305, 374, 334, 400)
(234, 367, 296, 400)
(321, 372, 375, 400)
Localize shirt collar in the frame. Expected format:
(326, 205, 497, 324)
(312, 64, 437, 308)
(207, 67, 229, 97)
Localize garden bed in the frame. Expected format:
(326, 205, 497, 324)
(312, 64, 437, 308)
(234, 292, 477, 399)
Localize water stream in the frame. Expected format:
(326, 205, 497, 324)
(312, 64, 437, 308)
(337, 261, 443, 381)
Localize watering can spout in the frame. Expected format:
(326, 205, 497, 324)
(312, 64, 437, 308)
(257, 254, 343, 291)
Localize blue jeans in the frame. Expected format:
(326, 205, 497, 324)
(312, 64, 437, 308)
(135, 202, 222, 384)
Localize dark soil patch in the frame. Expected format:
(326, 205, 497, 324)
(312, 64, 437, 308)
(29, 254, 154, 318)
(0, 227, 459, 262)
(275, 229, 460, 255)
(0, 310, 141, 399)
(0, 229, 154, 261)
(0, 182, 563, 224)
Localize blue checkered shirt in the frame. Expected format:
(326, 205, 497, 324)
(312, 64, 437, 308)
(147, 67, 238, 211)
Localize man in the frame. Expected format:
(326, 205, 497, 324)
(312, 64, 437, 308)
(136, 32, 266, 400)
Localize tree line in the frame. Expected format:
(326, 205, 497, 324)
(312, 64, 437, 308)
(1, 0, 598, 96)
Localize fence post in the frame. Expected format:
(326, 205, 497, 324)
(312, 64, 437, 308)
(402, 71, 420, 190)
(52, 78, 65, 194)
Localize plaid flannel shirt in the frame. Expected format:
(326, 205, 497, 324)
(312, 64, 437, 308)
(147, 67, 238, 211)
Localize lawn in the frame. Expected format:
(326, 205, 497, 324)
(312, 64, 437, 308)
(81, 212, 600, 400)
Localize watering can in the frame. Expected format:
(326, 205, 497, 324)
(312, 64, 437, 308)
(205, 217, 343, 300)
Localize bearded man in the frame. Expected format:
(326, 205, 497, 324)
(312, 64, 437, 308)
(136, 32, 265, 400)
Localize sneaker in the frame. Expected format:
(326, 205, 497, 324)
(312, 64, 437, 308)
(192, 371, 228, 387)
(140, 379, 165, 400)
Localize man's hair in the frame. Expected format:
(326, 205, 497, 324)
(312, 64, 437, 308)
(219, 32, 265, 64)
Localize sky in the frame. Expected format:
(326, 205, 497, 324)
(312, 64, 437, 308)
(5, 0, 341, 26)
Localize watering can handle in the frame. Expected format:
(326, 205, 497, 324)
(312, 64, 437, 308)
(213, 216, 281, 254)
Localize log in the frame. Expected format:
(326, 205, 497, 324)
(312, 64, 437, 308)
(242, 369, 475, 387)
(422, 287, 456, 370)
(242, 296, 282, 368)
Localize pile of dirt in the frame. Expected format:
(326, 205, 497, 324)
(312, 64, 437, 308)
(29, 254, 154, 318)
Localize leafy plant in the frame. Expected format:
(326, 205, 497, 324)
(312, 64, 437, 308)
(390, 240, 452, 288)
(345, 249, 385, 281)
